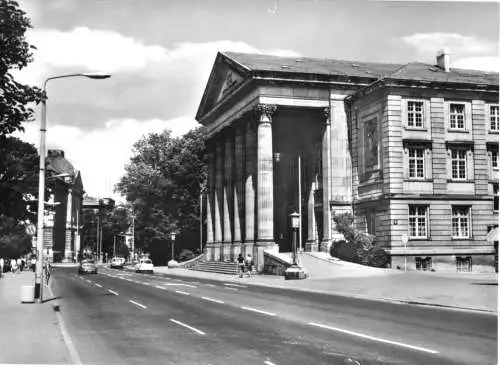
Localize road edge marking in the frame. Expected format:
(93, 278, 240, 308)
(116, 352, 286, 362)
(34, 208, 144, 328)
(170, 318, 205, 335)
(308, 322, 439, 354)
(175, 290, 191, 295)
(241, 306, 276, 316)
(201, 296, 225, 304)
(47, 282, 83, 365)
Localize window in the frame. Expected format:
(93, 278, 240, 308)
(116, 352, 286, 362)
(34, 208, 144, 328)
(451, 149, 467, 180)
(449, 103, 465, 129)
(407, 101, 424, 128)
(494, 183, 499, 212)
(416, 257, 432, 271)
(490, 105, 499, 131)
(452, 206, 470, 238)
(492, 150, 499, 170)
(408, 205, 428, 238)
(408, 147, 425, 179)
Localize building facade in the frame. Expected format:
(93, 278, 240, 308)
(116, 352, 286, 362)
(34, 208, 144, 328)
(196, 51, 498, 272)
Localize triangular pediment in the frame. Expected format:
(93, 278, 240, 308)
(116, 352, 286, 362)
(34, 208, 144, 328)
(196, 52, 249, 123)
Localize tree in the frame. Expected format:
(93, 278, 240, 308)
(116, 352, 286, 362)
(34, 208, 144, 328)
(116, 127, 207, 262)
(0, 0, 44, 135)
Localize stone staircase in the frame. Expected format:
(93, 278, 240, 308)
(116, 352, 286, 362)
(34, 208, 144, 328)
(188, 260, 239, 275)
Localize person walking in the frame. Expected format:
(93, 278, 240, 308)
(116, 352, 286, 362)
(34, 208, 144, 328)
(0, 257, 4, 278)
(11, 258, 17, 274)
(245, 253, 253, 278)
(31, 256, 37, 272)
(237, 253, 245, 278)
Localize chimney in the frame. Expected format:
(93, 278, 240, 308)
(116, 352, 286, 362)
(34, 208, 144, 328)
(48, 149, 65, 158)
(436, 48, 450, 72)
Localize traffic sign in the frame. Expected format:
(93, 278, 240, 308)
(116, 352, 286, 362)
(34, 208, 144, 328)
(401, 233, 409, 245)
(25, 224, 36, 236)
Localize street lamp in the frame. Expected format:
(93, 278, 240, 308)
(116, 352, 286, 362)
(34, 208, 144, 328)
(284, 211, 308, 280)
(35, 72, 111, 303)
(168, 232, 179, 268)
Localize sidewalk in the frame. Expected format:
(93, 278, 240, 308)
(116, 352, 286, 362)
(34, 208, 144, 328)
(144, 265, 498, 313)
(0, 271, 73, 364)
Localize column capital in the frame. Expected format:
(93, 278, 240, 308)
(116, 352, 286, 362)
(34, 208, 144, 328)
(254, 104, 277, 122)
(322, 107, 331, 125)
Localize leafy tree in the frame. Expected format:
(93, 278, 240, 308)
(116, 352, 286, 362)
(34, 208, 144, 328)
(1, 0, 44, 135)
(116, 127, 207, 262)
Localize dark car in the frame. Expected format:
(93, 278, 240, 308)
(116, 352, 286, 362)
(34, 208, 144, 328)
(78, 259, 98, 275)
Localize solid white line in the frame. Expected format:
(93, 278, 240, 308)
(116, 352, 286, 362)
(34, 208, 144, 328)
(108, 289, 119, 296)
(241, 306, 276, 316)
(85, 279, 92, 283)
(201, 297, 224, 304)
(170, 319, 205, 335)
(225, 287, 239, 291)
(155, 285, 165, 289)
(129, 300, 147, 309)
(175, 290, 191, 295)
(224, 283, 247, 288)
(94, 283, 102, 288)
(307, 322, 439, 354)
(162, 283, 189, 286)
(264, 361, 277, 365)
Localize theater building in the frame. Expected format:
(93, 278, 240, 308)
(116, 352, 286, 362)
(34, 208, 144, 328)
(196, 50, 498, 272)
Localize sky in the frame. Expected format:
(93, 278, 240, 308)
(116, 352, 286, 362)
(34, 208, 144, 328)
(12, 0, 499, 202)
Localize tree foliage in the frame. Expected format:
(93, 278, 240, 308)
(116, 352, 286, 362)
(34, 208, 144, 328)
(0, 0, 44, 134)
(115, 127, 207, 260)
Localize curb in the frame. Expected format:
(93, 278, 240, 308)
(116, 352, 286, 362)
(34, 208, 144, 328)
(125, 267, 498, 315)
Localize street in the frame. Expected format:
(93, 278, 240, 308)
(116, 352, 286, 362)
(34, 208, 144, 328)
(49, 267, 497, 365)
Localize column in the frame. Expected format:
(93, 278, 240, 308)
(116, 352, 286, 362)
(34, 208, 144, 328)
(222, 131, 233, 261)
(244, 118, 256, 257)
(213, 138, 223, 261)
(232, 124, 245, 258)
(64, 188, 73, 262)
(255, 104, 277, 271)
(321, 107, 332, 252)
(306, 154, 318, 251)
(204, 143, 215, 261)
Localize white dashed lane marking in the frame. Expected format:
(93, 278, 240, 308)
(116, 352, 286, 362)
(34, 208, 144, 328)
(129, 300, 147, 309)
(175, 290, 191, 296)
(241, 306, 276, 316)
(308, 322, 439, 354)
(224, 283, 247, 288)
(108, 289, 119, 296)
(201, 297, 224, 304)
(170, 319, 205, 335)
(94, 283, 102, 288)
(224, 287, 239, 291)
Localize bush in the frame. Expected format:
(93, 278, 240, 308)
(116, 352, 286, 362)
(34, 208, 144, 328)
(330, 239, 364, 264)
(178, 249, 195, 262)
(366, 246, 390, 268)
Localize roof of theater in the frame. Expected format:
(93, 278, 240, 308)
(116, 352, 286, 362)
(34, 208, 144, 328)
(223, 52, 499, 86)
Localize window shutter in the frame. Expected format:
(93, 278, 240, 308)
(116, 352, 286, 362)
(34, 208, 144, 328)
(425, 149, 432, 179)
(467, 150, 474, 181)
(401, 99, 408, 127)
(403, 147, 409, 179)
(487, 151, 492, 180)
(465, 102, 472, 131)
(446, 149, 452, 180)
(425, 100, 431, 128)
(444, 102, 450, 130)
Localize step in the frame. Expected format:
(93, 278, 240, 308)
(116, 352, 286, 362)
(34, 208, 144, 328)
(188, 261, 239, 275)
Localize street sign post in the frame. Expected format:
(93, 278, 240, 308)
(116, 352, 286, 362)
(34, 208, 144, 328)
(401, 234, 409, 272)
(25, 224, 36, 236)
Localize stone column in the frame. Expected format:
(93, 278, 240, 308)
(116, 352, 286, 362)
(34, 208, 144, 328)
(255, 104, 277, 271)
(222, 131, 233, 261)
(204, 143, 215, 261)
(306, 153, 318, 251)
(232, 124, 245, 259)
(320, 107, 332, 252)
(213, 138, 224, 261)
(63, 188, 73, 262)
(244, 118, 256, 258)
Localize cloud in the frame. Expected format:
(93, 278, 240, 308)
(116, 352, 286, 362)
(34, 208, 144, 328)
(16, 116, 201, 202)
(402, 33, 497, 57)
(452, 56, 500, 72)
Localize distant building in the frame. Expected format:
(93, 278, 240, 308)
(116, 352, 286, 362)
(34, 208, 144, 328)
(196, 50, 498, 272)
(45, 150, 84, 263)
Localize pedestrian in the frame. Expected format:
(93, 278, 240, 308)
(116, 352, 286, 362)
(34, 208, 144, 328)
(31, 256, 37, 272)
(16, 258, 22, 273)
(237, 253, 245, 278)
(20, 259, 25, 272)
(0, 257, 4, 278)
(11, 258, 17, 274)
(245, 253, 253, 278)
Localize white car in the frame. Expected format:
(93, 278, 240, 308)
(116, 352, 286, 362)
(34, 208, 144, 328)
(135, 259, 154, 274)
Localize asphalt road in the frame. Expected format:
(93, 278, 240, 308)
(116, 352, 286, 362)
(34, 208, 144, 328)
(49, 267, 497, 365)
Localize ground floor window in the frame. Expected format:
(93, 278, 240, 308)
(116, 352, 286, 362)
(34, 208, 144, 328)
(415, 256, 432, 271)
(452, 206, 470, 238)
(408, 205, 428, 238)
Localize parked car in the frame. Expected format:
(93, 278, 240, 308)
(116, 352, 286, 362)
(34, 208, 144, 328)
(135, 258, 154, 274)
(79, 259, 98, 275)
(110, 257, 125, 269)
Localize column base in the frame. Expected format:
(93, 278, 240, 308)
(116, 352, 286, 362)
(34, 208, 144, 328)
(212, 243, 222, 262)
(204, 242, 215, 261)
(320, 239, 331, 253)
(284, 264, 308, 280)
(242, 242, 254, 258)
(222, 243, 231, 261)
(63, 251, 74, 263)
(305, 240, 319, 252)
(231, 242, 242, 260)
(254, 241, 277, 272)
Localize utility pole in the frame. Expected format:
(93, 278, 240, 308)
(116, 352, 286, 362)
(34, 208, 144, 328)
(113, 235, 116, 257)
(200, 186, 203, 253)
(130, 211, 135, 263)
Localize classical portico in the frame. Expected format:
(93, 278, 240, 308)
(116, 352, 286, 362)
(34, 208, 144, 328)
(196, 52, 356, 272)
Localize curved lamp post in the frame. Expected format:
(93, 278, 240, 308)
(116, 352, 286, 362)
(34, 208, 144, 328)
(35, 72, 111, 303)
(168, 232, 179, 268)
